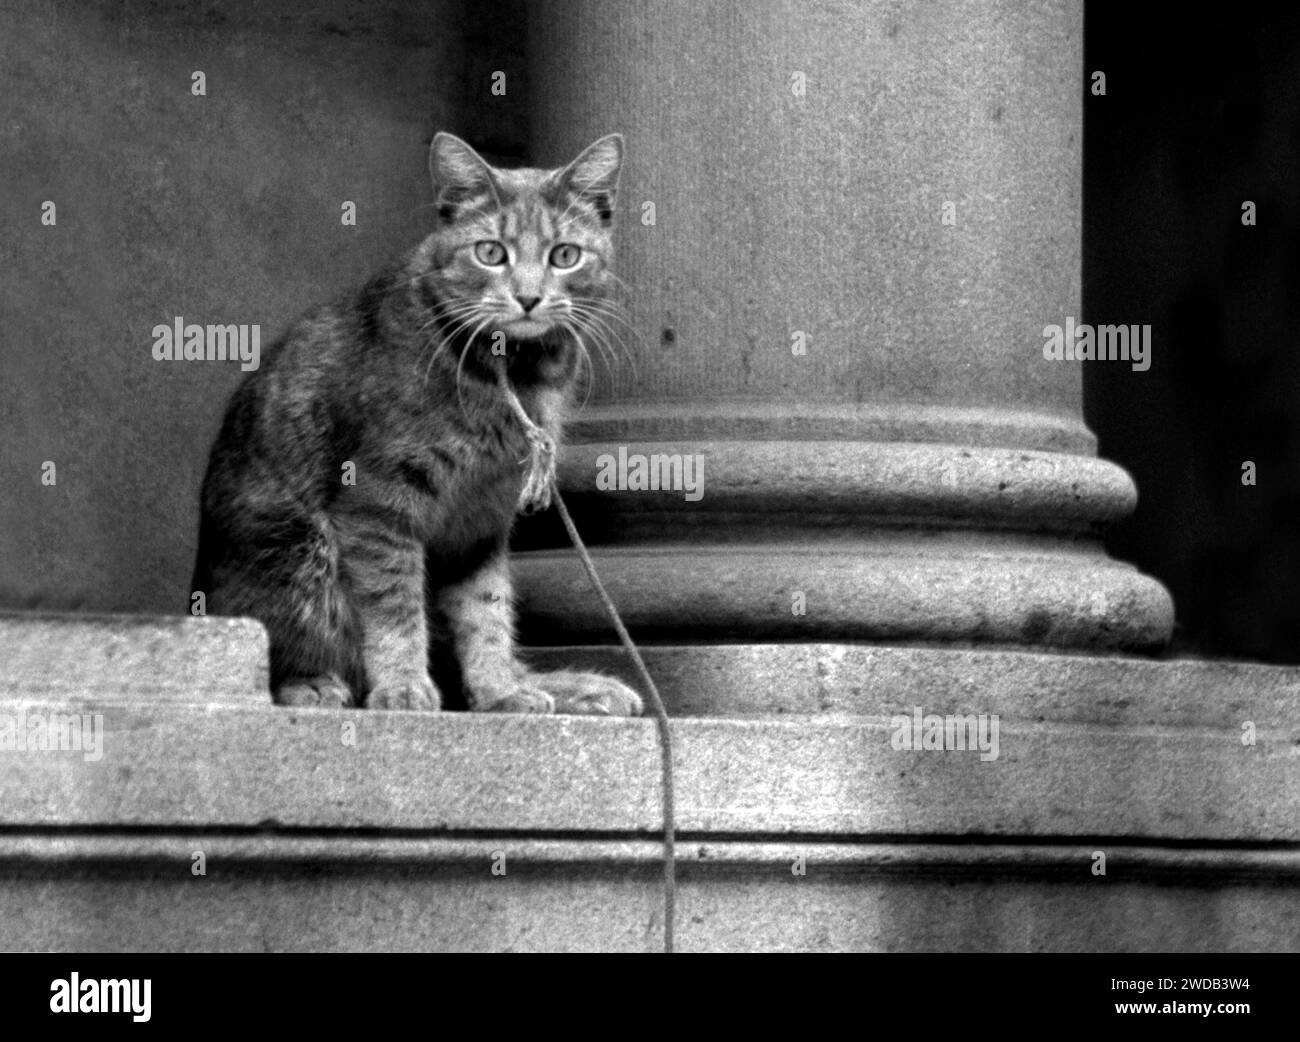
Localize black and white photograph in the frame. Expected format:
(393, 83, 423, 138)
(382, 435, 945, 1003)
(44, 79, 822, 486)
(0, 0, 1296, 994)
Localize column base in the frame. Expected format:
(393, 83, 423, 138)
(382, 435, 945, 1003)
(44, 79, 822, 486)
(515, 437, 1175, 652)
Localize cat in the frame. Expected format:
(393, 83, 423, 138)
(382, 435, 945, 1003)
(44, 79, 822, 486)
(190, 132, 642, 717)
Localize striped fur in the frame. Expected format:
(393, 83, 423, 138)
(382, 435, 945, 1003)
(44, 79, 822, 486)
(192, 133, 641, 716)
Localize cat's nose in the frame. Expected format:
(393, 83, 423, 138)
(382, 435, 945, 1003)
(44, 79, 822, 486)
(515, 295, 541, 314)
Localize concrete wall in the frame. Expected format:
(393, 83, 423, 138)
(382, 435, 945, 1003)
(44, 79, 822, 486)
(0, 0, 526, 615)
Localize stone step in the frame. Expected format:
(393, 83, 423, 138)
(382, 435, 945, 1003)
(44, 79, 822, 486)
(2, 610, 1298, 951)
(1, 699, 1295, 840)
(0, 612, 268, 705)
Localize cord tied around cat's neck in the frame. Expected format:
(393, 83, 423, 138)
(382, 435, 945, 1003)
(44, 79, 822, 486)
(498, 368, 677, 954)
(500, 375, 557, 515)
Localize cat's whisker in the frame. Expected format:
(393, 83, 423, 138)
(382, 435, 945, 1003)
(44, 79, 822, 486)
(415, 298, 481, 327)
(568, 304, 625, 358)
(575, 294, 639, 327)
(569, 302, 642, 380)
(574, 317, 616, 376)
(566, 313, 624, 393)
(454, 316, 497, 417)
(415, 304, 485, 400)
(417, 299, 485, 335)
(415, 307, 481, 346)
(573, 311, 643, 375)
(572, 303, 638, 344)
(413, 314, 476, 355)
(569, 308, 626, 369)
(575, 332, 598, 412)
(416, 305, 499, 411)
(573, 295, 641, 335)
(562, 306, 609, 357)
(419, 333, 453, 399)
(415, 315, 476, 352)
(430, 310, 488, 372)
(558, 320, 597, 412)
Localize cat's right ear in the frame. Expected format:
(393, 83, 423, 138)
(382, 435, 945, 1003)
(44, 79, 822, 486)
(552, 134, 624, 226)
(428, 132, 500, 221)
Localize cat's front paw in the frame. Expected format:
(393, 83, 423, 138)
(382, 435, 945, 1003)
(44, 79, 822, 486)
(532, 670, 644, 717)
(475, 682, 556, 714)
(276, 674, 355, 708)
(365, 675, 442, 711)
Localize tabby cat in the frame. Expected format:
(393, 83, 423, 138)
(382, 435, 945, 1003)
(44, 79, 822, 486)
(191, 132, 642, 716)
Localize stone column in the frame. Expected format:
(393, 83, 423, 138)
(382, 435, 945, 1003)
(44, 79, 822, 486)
(519, 1, 1172, 668)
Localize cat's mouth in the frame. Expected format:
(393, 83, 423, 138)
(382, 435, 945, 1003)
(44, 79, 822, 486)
(498, 317, 552, 340)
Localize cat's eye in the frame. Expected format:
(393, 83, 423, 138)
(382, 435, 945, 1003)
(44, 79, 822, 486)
(548, 243, 582, 269)
(474, 240, 508, 266)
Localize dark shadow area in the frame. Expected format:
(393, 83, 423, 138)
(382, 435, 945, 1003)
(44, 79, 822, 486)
(1084, 4, 1300, 662)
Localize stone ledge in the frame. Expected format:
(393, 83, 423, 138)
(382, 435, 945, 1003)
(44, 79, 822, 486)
(3, 621, 1298, 952)
(10, 612, 1294, 725)
(523, 644, 1300, 721)
(1, 700, 1294, 841)
(0, 613, 268, 705)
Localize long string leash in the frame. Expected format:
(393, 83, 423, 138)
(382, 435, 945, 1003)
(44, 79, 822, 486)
(550, 488, 676, 954)
(499, 373, 676, 954)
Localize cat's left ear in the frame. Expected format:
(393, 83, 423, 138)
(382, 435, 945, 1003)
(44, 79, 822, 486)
(553, 134, 624, 225)
(429, 132, 501, 220)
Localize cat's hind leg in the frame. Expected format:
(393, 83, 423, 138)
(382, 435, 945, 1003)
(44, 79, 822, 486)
(201, 511, 362, 707)
(277, 674, 353, 708)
